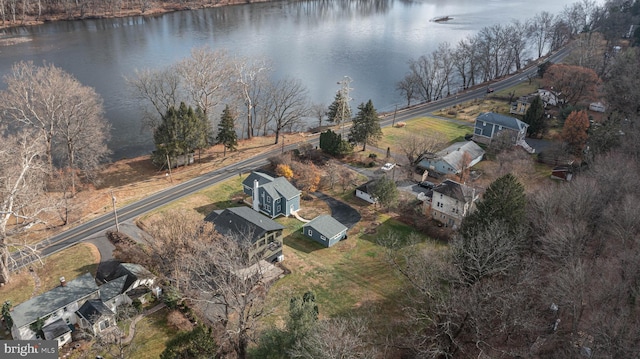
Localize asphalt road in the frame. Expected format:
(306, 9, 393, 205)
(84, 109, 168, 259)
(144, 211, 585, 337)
(10, 44, 573, 271)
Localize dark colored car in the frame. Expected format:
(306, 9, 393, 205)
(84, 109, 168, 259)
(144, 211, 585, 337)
(419, 181, 435, 189)
(486, 87, 494, 93)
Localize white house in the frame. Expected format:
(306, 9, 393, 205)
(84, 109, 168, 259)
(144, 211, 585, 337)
(10, 264, 157, 348)
(417, 141, 485, 176)
(425, 179, 479, 229)
(355, 180, 377, 204)
(11, 273, 100, 347)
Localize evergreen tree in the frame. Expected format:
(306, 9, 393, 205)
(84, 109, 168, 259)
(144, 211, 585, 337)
(153, 102, 206, 168)
(372, 176, 399, 211)
(460, 173, 526, 238)
(326, 91, 352, 129)
(251, 292, 319, 359)
(160, 325, 218, 359)
(319, 129, 352, 157)
(523, 95, 546, 138)
(216, 105, 238, 157)
(348, 100, 382, 151)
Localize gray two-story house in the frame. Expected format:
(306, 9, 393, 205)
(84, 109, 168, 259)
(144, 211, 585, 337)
(205, 206, 285, 262)
(242, 171, 301, 218)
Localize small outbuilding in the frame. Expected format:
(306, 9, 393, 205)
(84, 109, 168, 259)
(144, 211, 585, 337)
(355, 180, 377, 204)
(302, 215, 348, 247)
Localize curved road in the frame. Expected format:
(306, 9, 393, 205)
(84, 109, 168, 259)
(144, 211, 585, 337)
(10, 45, 573, 271)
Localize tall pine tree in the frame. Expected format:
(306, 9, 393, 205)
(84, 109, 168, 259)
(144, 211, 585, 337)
(216, 104, 238, 157)
(523, 95, 545, 138)
(349, 100, 382, 151)
(460, 173, 526, 238)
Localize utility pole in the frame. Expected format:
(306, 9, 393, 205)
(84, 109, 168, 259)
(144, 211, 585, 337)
(392, 104, 398, 127)
(166, 153, 173, 183)
(111, 191, 120, 232)
(336, 76, 353, 136)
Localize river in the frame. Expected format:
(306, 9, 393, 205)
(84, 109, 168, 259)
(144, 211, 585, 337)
(0, 0, 586, 160)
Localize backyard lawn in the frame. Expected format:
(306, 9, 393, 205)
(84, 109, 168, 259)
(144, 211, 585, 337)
(378, 116, 472, 155)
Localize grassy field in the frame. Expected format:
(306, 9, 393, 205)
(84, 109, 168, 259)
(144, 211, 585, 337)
(0, 243, 100, 309)
(378, 116, 472, 155)
(127, 309, 174, 358)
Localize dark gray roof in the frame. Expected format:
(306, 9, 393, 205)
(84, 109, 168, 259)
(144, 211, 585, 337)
(12, 273, 99, 328)
(205, 206, 284, 242)
(99, 275, 128, 302)
(42, 318, 71, 340)
(304, 215, 348, 239)
(242, 171, 274, 188)
(242, 171, 300, 200)
(433, 179, 476, 203)
(476, 112, 528, 132)
(103, 263, 154, 293)
(356, 180, 377, 194)
(76, 300, 114, 324)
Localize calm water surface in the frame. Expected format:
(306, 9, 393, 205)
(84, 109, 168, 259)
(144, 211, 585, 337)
(0, 0, 584, 159)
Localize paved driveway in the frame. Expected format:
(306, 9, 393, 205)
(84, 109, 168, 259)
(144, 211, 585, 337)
(313, 192, 361, 229)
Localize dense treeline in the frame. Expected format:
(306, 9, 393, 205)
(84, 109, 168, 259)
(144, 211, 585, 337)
(397, 0, 640, 105)
(0, 0, 260, 26)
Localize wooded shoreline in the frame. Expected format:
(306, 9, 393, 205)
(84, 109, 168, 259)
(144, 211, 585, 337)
(0, 0, 275, 31)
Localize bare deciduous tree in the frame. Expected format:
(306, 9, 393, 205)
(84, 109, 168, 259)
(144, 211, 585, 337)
(262, 77, 309, 144)
(290, 317, 379, 359)
(127, 66, 182, 129)
(0, 129, 51, 284)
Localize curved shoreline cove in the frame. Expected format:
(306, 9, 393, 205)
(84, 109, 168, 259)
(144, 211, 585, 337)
(0, 0, 584, 160)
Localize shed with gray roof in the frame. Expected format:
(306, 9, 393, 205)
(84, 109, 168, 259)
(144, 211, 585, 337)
(302, 215, 348, 247)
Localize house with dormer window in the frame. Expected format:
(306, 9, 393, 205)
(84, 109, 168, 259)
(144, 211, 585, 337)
(242, 171, 301, 218)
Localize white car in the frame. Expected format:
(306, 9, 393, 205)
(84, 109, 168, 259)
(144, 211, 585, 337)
(381, 163, 396, 171)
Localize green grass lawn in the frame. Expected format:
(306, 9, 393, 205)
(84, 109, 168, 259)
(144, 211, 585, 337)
(262, 215, 433, 326)
(0, 243, 99, 308)
(127, 309, 174, 359)
(378, 116, 472, 154)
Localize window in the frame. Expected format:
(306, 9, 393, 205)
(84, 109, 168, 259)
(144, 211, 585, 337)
(277, 205, 281, 212)
(307, 229, 313, 236)
(63, 306, 68, 312)
(267, 196, 271, 203)
(320, 235, 327, 241)
(99, 320, 111, 331)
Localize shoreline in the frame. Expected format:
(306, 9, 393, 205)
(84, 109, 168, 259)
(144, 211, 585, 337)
(0, 0, 274, 32)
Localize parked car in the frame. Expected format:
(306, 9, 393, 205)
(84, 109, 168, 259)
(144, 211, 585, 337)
(419, 181, 435, 189)
(381, 163, 396, 171)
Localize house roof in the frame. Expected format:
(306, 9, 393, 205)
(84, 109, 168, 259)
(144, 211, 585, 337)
(419, 141, 485, 172)
(205, 206, 284, 242)
(433, 179, 476, 203)
(12, 273, 99, 328)
(356, 180, 377, 194)
(304, 215, 348, 239)
(476, 112, 528, 132)
(103, 263, 154, 293)
(76, 299, 114, 324)
(99, 275, 128, 302)
(42, 318, 71, 340)
(243, 171, 300, 200)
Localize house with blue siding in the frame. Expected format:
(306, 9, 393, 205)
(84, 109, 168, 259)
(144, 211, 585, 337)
(417, 141, 485, 176)
(242, 171, 301, 218)
(302, 215, 348, 247)
(472, 112, 528, 145)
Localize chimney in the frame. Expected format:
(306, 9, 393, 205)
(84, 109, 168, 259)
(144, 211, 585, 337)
(60, 276, 66, 287)
(252, 180, 260, 211)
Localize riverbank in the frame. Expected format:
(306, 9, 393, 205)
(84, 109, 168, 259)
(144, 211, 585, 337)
(0, 0, 274, 31)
